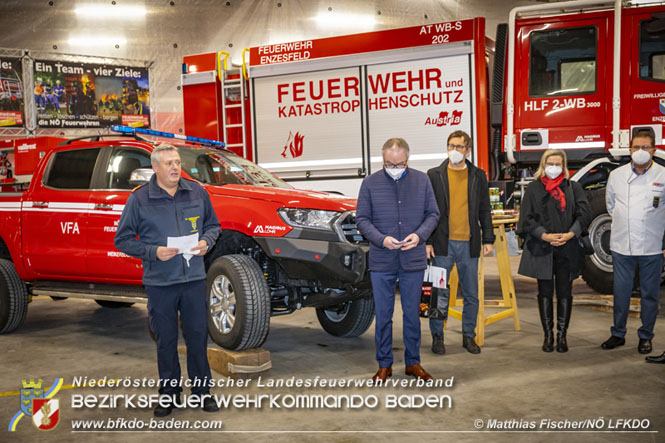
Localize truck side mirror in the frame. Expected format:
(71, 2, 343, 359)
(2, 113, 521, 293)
(128, 168, 154, 187)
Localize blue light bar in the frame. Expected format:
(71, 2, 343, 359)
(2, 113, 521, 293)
(110, 125, 225, 147)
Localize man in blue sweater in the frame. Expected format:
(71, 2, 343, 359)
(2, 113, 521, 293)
(356, 138, 440, 382)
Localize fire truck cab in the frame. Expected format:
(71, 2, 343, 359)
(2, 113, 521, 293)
(180, 1, 665, 294)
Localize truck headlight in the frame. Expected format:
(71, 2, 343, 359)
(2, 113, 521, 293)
(278, 208, 340, 231)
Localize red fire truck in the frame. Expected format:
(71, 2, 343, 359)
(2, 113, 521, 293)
(181, 0, 665, 294)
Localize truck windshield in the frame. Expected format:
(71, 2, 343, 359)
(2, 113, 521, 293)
(0, 68, 20, 81)
(177, 146, 292, 189)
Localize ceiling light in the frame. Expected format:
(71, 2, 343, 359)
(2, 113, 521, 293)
(68, 36, 127, 46)
(314, 12, 376, 30)
(75, 5, 147, 18)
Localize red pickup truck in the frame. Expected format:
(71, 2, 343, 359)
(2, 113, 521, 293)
(0, 131, 373, 349)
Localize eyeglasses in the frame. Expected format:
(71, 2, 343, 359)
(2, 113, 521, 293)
(447, 143, 468, 151)
(384, 162, 407, 169)
(630, 145, 655, 151)
(545, 162, 563, 167)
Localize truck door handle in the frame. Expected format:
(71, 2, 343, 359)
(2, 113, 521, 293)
(32, 202, 48, 208)
(521, 132, 543, 146)
(94, 203, 113, 210)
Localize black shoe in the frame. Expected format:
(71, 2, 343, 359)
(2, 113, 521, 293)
(154, 394, 179, 418)
(638, 339, 652, 355)
(556, 332, 568, 353)
(555, 298, 572, 353)
(601, 335, 625, 350)
(537, 295, 554, 353)
(462, 335, 481, 354)
(542, 331, 554, 353)
(202, 395, 219, 413)
(431, 334, 445, 355)
(645, 351, 665, 364)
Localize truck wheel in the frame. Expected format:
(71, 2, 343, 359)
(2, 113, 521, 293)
(95, 300, 135, 308)
(206, 255, 270, 350)
(316, 297, 375, 337)
(581, 189, 614, 294)
(0, 258, 29, 334)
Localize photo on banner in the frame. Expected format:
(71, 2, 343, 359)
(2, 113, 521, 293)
(0, 57, 25, 127)
(33, 59, 150, 129)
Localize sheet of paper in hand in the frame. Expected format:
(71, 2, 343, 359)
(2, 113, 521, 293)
(167, 233, 199, 266)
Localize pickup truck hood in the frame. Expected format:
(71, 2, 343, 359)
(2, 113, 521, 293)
(204, 184, 357, 212)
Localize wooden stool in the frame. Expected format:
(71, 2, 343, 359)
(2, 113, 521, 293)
(445, 217, 521, 346)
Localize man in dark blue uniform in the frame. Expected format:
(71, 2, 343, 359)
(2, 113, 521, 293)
(115, 144, 221, 417)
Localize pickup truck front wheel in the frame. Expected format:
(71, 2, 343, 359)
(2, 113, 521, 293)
(206, 255, 270, 350)
(0, 259, 28, 334)
(316, 297, 375, 337)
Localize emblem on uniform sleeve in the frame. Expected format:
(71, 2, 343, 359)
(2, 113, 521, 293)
(186, 216, 200, 232)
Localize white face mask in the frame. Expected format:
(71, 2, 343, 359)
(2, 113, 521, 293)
(545, 165, 563, 179)
(448, 150, 465, 164)
(385, 167, 405, 180)
(631, 149, 651, 166)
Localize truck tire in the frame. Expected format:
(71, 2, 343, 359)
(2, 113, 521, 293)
(316, 297, 375, 337)
(95, 300, 135, 308)
(0, 258, 29, 334)
(581, 189, 614, 294)
(206, 255, 270, 350)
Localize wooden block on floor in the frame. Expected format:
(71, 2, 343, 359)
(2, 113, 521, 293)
(573, 295, 641, 316)
(179, 346, 271, 379)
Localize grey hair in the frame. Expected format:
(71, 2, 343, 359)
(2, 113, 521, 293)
(381, 137, 410, 159)
(151, 143, 178, 165)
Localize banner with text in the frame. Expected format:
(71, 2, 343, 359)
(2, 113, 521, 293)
(33, 59, 150, 129)
(0, 57, 25, 127)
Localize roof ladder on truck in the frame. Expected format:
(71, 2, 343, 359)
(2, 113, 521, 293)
(217, 51, 248, 159)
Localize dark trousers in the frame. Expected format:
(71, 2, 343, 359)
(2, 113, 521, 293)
(611, 252, 664, 340)
(537, 247, 573, 300)
(429, 240, 480, 338)
(371, 269, 424, 368)
(146, 279, 212, 396)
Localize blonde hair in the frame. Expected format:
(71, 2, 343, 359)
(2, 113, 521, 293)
(534, 149, 569, 179)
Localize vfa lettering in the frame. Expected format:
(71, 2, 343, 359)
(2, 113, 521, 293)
(186, 216, 200, 232)
(60, 222, 80, 234)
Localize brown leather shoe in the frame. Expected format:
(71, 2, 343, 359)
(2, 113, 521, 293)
(405, 364, 433, 381)
(372, 367, 392, 382)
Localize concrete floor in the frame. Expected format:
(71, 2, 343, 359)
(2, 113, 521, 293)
(1, 256, 664, 443)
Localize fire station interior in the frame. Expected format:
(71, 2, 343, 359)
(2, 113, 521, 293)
(1, 1, 664, 442)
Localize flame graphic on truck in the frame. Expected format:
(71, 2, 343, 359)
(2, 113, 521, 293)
(281, 131, 304, 158)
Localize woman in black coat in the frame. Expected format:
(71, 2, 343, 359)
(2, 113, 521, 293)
(517, 150, 591, 353)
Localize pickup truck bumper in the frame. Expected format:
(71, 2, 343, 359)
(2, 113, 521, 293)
(253, 237, 368, 287)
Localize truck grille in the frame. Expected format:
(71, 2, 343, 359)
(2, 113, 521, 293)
(337, 211, 367, 245)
